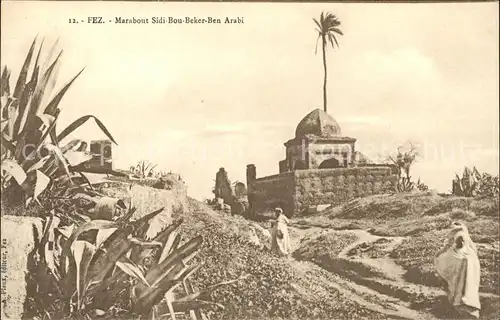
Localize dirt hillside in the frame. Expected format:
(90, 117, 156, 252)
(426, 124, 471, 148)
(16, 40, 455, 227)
(104, 184, 499, 320)
(293, 192, 500, 320)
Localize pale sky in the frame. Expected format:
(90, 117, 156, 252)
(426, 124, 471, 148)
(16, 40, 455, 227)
(2, 1, 498, 200)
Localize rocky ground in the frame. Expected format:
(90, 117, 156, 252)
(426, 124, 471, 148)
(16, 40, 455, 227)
(112, 185, 499, 320)
(104, 184, 409, 319)
(291, 192, 500, 320)
(3, 183, 499, 320)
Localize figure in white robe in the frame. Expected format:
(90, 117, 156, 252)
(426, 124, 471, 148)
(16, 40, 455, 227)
(434, 221, 481, 319)
(248, 226, 262, 249)
(271, 208, 291, 257)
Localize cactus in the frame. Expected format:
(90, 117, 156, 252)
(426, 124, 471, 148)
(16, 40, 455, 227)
(452, 167, 481, 197)
(31, 206, 243, 319)
(416, 178, 429, 192)
(453, 167, 499, 198)
(477, 173, 500, 198)
(387, 143, 419, 194)
(396, 176, 415, 192)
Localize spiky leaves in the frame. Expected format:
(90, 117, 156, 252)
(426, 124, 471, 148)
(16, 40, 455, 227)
(0, 36, 118, 206)
(452, 166, 483, 197)
(313, 12, 343, 52)
(132, 160, 158, 179)
(34, 208, 245, 320)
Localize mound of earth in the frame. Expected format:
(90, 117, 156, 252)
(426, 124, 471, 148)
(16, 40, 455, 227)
(333, 192, 499, 220)
(8, 183, 496, 320)
(390, 225, 500, 295)
(293, 192, 500, 320)
(101, 183, 393, 320)
(175, 199, 392, 320)
(293, 231, 358, 262)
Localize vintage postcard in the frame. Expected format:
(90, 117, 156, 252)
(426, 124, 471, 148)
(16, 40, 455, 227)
(1, 1, 498, 319)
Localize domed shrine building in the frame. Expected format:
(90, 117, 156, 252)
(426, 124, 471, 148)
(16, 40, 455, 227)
(246, 109, 397, 217)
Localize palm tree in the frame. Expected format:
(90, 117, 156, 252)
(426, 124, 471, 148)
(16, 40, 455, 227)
(314, 12, 343, 113)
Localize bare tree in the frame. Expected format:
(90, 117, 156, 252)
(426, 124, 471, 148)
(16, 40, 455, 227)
(386, 142, 421, 192)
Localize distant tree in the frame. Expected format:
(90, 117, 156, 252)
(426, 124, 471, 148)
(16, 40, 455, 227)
(314, 12, 343, 113)
(386, 142, 421, 193)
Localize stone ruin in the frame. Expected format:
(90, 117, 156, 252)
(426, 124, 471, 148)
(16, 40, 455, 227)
(214, 168, 233, 205)
(87, 139, 113, 170)
(212, 168, 249, 215)
(234, 182, 247, 198)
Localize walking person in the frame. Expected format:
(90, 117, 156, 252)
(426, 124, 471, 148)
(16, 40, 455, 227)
(435, 221, 481, 319)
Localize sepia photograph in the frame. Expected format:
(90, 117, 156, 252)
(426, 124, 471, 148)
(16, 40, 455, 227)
(1, 1, 499, 319)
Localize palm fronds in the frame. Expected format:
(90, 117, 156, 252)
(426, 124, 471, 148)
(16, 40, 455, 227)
(313, 12, 343, 54)
(313, 11, 343, 113)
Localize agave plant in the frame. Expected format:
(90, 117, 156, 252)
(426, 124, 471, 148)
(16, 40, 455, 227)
(1, 36, 117, 207)
(452, 166, 481, 197)
(476, 172, 500, 198)
(416, 178, 429, 192)
(452, 167, 499, 198)
(386, 143, 420, 194)
(31, 205, 244, 320)
(133, 160, 157, 179)
(396, 176, 415, 193)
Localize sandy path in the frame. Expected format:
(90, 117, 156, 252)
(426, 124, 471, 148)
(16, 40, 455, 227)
(337, 229, 408, 281)
(288, 223, 498, 320)
(286, 225, 440, 319)
(289, 259, 438, 320)
(287, 221, 500, 320)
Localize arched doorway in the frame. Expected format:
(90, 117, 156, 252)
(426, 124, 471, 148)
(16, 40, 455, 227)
(319, 158, 341, 169)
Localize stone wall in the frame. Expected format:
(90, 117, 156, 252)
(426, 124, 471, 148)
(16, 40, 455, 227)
(248, 165, 397, 217)
(88, 140, 113, 170)
(248, 172, 295, 216)
(293, 166, 397, 213)
(286, 143, 306, 171)
(1, 216, 43, 320)
(214, 168, 233, 205)
(308, 143, 353, 168)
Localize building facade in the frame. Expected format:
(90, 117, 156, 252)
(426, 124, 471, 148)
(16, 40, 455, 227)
(87, 139, 113, 170)
(247, 109, 398, 217)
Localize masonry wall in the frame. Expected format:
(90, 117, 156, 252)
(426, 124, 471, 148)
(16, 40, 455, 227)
(293, 166, 397, 213)
(286, 143, 306, 171)
(248, 171, 295, 216)
(308, 142, 352, 168)
(89, 140, 113, 170)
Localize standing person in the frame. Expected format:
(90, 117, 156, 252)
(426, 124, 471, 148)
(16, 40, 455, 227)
(271, 208, 291, 257)
(435, 221, 481, 319)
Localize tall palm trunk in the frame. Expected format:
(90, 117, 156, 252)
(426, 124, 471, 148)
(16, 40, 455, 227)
(321, 35, 328, 113)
